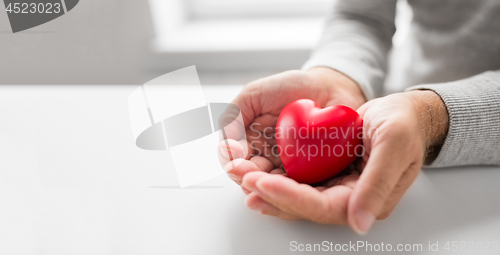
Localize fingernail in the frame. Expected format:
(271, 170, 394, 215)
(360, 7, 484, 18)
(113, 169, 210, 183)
(248, 204, 265, 213)
(352, 210, 375, 236)
(227, 173, 241, 182)
(220, 148, 233, 158)
(242, 187, 251, 195)
(254, 181, 268, 197)
(254, 181, 277, 200)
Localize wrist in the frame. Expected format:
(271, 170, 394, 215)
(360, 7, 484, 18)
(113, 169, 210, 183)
(307, 67, 366, 109)
(406, 90, 449, 162)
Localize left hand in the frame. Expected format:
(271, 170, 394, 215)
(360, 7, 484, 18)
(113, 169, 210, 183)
(241, 90, 449, 235)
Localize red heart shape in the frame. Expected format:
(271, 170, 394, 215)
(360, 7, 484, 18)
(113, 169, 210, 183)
(276, 99, 363, 184)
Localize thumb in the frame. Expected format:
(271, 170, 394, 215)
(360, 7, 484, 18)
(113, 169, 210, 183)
(347, 141, 407, 235)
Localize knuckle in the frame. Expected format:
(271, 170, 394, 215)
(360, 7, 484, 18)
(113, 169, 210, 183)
(368, 178, 393, 202)
(244, 193, 258, 207)
(385, 120, 412, 139)
(377, 206, 395, 220)
(315, 198, 348, 225)
(377, 211, 391, 220)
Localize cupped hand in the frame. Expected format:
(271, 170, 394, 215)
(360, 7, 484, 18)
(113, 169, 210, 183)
(240, 90, 449, 235)
(218, 67, 366, 185)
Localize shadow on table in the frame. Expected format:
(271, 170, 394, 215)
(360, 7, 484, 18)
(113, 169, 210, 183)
(225, 165, 500, 255)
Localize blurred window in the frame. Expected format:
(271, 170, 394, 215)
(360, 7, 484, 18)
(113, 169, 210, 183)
(187, 0, 332, 19)
(147, 0, 333, 72)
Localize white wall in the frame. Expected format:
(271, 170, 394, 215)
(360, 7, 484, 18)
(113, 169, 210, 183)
(0, 0, 155, 85)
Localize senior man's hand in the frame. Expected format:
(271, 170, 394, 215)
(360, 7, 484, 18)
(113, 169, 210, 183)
(218, 67, 366, 184)
(239, 90, 449, 235)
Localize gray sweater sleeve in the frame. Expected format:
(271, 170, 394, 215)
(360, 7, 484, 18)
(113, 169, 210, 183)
(406, 71, 500, 167)
(302, 0, 397, 100)
(304, 0, 500, 167)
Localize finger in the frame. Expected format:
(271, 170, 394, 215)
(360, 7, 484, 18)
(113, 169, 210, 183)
(269, 168, 286, 175)
(308, 172, 360, 224)
(356, 98, 379, 118)
(218, 139, 250, 167)
(242, 186, 251, 195)
(219, 116, 244, 143)
(246, 138, 281, 167)
(251, 114, 278, 134)
(241, 172, 338, 224)
(315, 186, 328, 192)
(324, 170, 360, 189)
(321, 165, 358, 187)
(318, 185, 355, 225)
(224, 157, 274, 184)
(219, 97, 254, 140)
(249, 156, 275, 173)
(338, 173, 360, 189)
(245, 192, 300, 220)
(347, 139, 411, 235)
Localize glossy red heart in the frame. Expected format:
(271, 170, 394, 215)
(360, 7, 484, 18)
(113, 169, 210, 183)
(276, 99, 363, 184)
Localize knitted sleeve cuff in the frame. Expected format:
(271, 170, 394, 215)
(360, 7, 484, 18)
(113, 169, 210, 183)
(406, 71, 500, 167)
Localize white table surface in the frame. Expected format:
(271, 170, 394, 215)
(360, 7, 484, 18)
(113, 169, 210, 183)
(1, 85, 499, 255)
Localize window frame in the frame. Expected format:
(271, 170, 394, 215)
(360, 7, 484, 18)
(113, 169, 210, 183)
(146, 0, 329, 72)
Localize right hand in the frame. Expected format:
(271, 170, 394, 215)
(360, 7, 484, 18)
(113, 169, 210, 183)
(218, 67, 366, 187)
